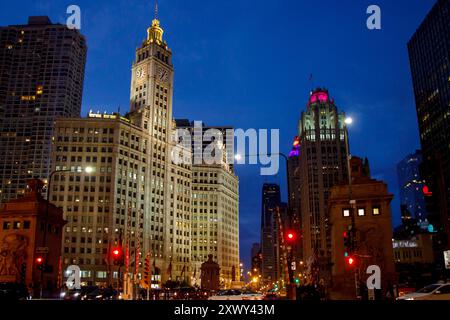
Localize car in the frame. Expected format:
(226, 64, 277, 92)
(397, 283, 450, 300)
(263, 292, 279, 300)
(0, 282, 30, 300)
(80, 287, 120, 300)
(208, 289, 263, 301)
(61, 286, 99, 300)
(241, 290, 264, 300)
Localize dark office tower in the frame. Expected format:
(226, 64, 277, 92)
(397, 150, 429, 230)
(297, 88, 348, 282)
(408, 0, 450, 250)
(0, 16, 87, 201)
(260, 183, 281, 284)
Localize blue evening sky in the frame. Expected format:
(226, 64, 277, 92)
(0, 0, 435, 268)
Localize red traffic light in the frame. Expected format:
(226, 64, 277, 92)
(423, 185, 432, 197)
(286, 231, 295, 241)
(35, 257, 43, 264)
(346, 256, 356, 266)
(112, 247, 122, 258)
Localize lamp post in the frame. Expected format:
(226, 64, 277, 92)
(343, 117, 356, 235)
(39, 166, 94, 298)
(343, 117, 360, 299)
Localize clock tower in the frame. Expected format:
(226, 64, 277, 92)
(129, 6, 173, 143)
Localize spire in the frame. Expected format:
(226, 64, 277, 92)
(147, 0, 164, 43)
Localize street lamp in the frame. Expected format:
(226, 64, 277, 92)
(39, 166, 94, 298)
(344, 117, 353, 125)
(343, 117, 360, 299)
(343, 117, 355, 235)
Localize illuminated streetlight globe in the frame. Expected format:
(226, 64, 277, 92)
(344, 117, 353, 125)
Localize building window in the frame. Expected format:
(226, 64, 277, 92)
(372, 207, 380, 215)
(358, 208, 365, 216)
(23, 221, 31, 229)
(13, 221, 21, 229)
(2, 221, 11, 230)
(342, 209, 350, 217)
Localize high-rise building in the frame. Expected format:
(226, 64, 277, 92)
(260, 183, 281, 284)
(175, 120, 239, 288)
(408, 0, 450, 250)
(297, 88, 348, 282)
(0, 16, 87, 202)
(52, 11, 193, 287)
(52, 111, 192, 287)
(397, 150, 429, 229)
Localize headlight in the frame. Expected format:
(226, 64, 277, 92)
(60, 292, 66, 298)
(406, 297, 414, 300)
(73, 292, 80, 297)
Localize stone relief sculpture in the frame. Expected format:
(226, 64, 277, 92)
(0, 234, 28, 279)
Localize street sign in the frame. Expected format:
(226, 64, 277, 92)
(36, 247, 49, 254)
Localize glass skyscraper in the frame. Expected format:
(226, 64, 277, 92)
(408, 0, 450, 249)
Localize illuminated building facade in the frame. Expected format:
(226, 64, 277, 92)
(0, 16, 87, 202)
(174, 120, 239, 288)
(408, 0, 450, 252)
(297, 88, 348, 281)
(52, 12, 193, 286)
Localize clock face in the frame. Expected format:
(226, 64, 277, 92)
(158, 67, 169, 82)
(136, 67, 145, 79)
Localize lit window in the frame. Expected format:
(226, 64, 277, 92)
(358, 209, 365, 216)
(342, 209, 350, 217)
(372, 207, 380, 215)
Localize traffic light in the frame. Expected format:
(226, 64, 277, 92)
(294, 278, 300, 285)
(343, 225, 354, 256)
(111, 247, 123, 265)
(345, 256, 356, 267)
(35, 256, 44, 270)
(286, 231, 296, 242)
